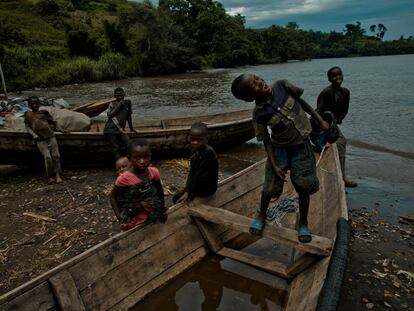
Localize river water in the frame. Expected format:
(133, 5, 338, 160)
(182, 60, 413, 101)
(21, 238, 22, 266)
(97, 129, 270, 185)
(11, 54, 414, 310)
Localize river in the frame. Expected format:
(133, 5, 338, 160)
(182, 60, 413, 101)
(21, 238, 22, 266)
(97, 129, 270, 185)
(10, 54, 414, 310)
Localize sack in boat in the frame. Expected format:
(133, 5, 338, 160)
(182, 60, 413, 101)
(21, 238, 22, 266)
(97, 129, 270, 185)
(40, 107, 91, 132)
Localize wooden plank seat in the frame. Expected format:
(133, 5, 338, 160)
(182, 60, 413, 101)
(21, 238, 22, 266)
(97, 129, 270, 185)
(188, 202, 333, 280)
(188, 203, 333, 256)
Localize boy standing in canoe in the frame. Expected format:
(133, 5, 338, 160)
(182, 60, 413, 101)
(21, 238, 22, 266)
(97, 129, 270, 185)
(317, 66, 357, 187)
(231, 74, 328, 243)
(173, 122, 219, 204)
(104, 87, 136, 161)
(24, 96, 63, 183)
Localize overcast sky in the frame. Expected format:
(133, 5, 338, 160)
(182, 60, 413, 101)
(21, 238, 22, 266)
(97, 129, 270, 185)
(138, 0, 414, 39)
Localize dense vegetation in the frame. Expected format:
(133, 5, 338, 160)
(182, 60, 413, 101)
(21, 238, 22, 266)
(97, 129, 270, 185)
(1, 0, 413, 91)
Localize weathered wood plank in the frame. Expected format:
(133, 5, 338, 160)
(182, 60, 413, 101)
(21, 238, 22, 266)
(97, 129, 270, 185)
(217, 247, 290, 279)
(286, 254, 319, 277)
(49, 270, 85, 311)
(108, 247, 208, 311)
(0, 282, 56, 311)
(69, 207, 191, 291)
(192, 218, 223, 252)
(188, 204, 333, 256)
(79, 223, 206, 310)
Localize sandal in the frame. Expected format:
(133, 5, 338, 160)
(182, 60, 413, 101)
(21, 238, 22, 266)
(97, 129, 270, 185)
(298, 226, 312, 243)
(250, 217, 265, 236)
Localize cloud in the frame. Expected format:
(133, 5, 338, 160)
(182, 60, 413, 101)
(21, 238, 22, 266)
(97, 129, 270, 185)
(220, 0, 414, 38)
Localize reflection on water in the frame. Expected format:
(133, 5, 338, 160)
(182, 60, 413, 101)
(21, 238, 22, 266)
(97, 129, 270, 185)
(131, 255, 286, 311)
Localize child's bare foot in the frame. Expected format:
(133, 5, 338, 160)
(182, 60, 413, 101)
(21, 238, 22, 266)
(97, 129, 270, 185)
(56, 177, 63, 183)
(120, 223, 135, 231)
(47, 178, 55, 184)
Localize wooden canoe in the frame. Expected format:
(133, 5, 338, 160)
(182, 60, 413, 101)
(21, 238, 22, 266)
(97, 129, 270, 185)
(0, 144, 348, 311)
(0, 109, 254, 166)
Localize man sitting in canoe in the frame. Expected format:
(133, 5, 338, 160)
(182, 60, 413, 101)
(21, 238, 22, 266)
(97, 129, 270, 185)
(173, 122, 219, 204)
(231, 74, 329, 243)
(24, 96, 63, 184)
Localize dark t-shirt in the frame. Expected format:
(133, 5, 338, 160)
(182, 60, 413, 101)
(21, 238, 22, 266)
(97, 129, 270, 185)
(24, 110, 55, 140)
(317, 86, 350, 124)
(185, 145, 219, 199)
(104, 100, 132, 134)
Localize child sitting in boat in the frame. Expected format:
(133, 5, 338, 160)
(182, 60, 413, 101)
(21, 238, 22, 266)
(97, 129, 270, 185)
(231, 74, 329, 243)
(173, 122, 219, 204)
(24, 96, 63, 184)
(115, 156, 130, 176)
(110, 139, 167, 231)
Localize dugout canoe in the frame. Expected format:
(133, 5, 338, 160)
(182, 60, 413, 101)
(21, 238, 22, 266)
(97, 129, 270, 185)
(0, 144, 349, 311)
(0, 109, 254, 166)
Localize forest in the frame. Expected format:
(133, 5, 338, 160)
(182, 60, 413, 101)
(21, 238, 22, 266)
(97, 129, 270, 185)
(1, 0, 413, 91)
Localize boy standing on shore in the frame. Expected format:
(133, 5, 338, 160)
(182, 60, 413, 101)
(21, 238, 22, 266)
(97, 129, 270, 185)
(231, 74, 328, 243)
(317, 66, 357, 187)
(173, 122, 219, 204)
(104, 87, 136, 161)
(24, 96, 63, 183)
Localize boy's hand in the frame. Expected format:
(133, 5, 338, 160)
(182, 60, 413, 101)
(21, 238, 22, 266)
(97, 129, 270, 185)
(320, 120, 330, 130)
(177, 192, 188, 203)
(272, 164, 286, 181)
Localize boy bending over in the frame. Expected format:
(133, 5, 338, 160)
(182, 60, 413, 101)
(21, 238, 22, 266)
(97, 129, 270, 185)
(231, 74, 328, 243)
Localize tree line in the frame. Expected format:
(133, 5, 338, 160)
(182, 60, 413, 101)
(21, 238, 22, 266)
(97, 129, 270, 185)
(1, 0, 414, 91)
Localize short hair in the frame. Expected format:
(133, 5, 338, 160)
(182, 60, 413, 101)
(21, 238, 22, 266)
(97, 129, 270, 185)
(327, 66, 342, 79)
(27, 96, 40, 103)
(128, 138, 150, 154)
(190, 122, 208, 134)
(231, 74, 250, 100)
(114, 87, 125, 96)
(115, 156, 129, 167)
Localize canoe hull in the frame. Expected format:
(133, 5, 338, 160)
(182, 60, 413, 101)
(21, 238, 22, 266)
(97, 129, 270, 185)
(0, 110, 254, 166)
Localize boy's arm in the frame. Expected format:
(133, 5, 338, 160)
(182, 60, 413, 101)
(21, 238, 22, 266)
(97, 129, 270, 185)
(297, 98, 329, 129)
(24, 116, 40, 140)
(109, 186, 123, 221)
(127, 101, 135, 132)
(335, 89, 350, 124)
(25, 126, 39, 140)
(263, 139, 286, 180)
(107, 102, 123, 119)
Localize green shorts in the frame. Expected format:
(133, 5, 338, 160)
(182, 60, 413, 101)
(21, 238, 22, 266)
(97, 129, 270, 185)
(263, 139, 319, 197)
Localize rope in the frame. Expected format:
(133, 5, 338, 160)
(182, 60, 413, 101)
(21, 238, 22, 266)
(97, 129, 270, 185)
(266, 194, 299, 226)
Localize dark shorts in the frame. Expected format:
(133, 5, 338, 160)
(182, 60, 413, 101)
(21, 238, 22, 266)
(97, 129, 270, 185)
(263, 139, 319, 197)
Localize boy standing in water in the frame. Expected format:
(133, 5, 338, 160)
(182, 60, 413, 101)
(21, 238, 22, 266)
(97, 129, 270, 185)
(231, 74, 328, 243)
(173, 122, 219, 204)
(104, 87, 136, 161)
(24, 96, 63, 183)
(317, 66, 357, 187)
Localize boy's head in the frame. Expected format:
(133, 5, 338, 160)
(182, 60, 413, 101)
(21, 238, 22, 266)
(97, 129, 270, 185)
(27, 96, 41, 112)
(128, 139, 151, 172)
(231, 74, 271, 102)
(190, 122, 208, 151)
(115, 156, 130, 175)
(114, 87, 125, 102)
(327, 66, 343, 87)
